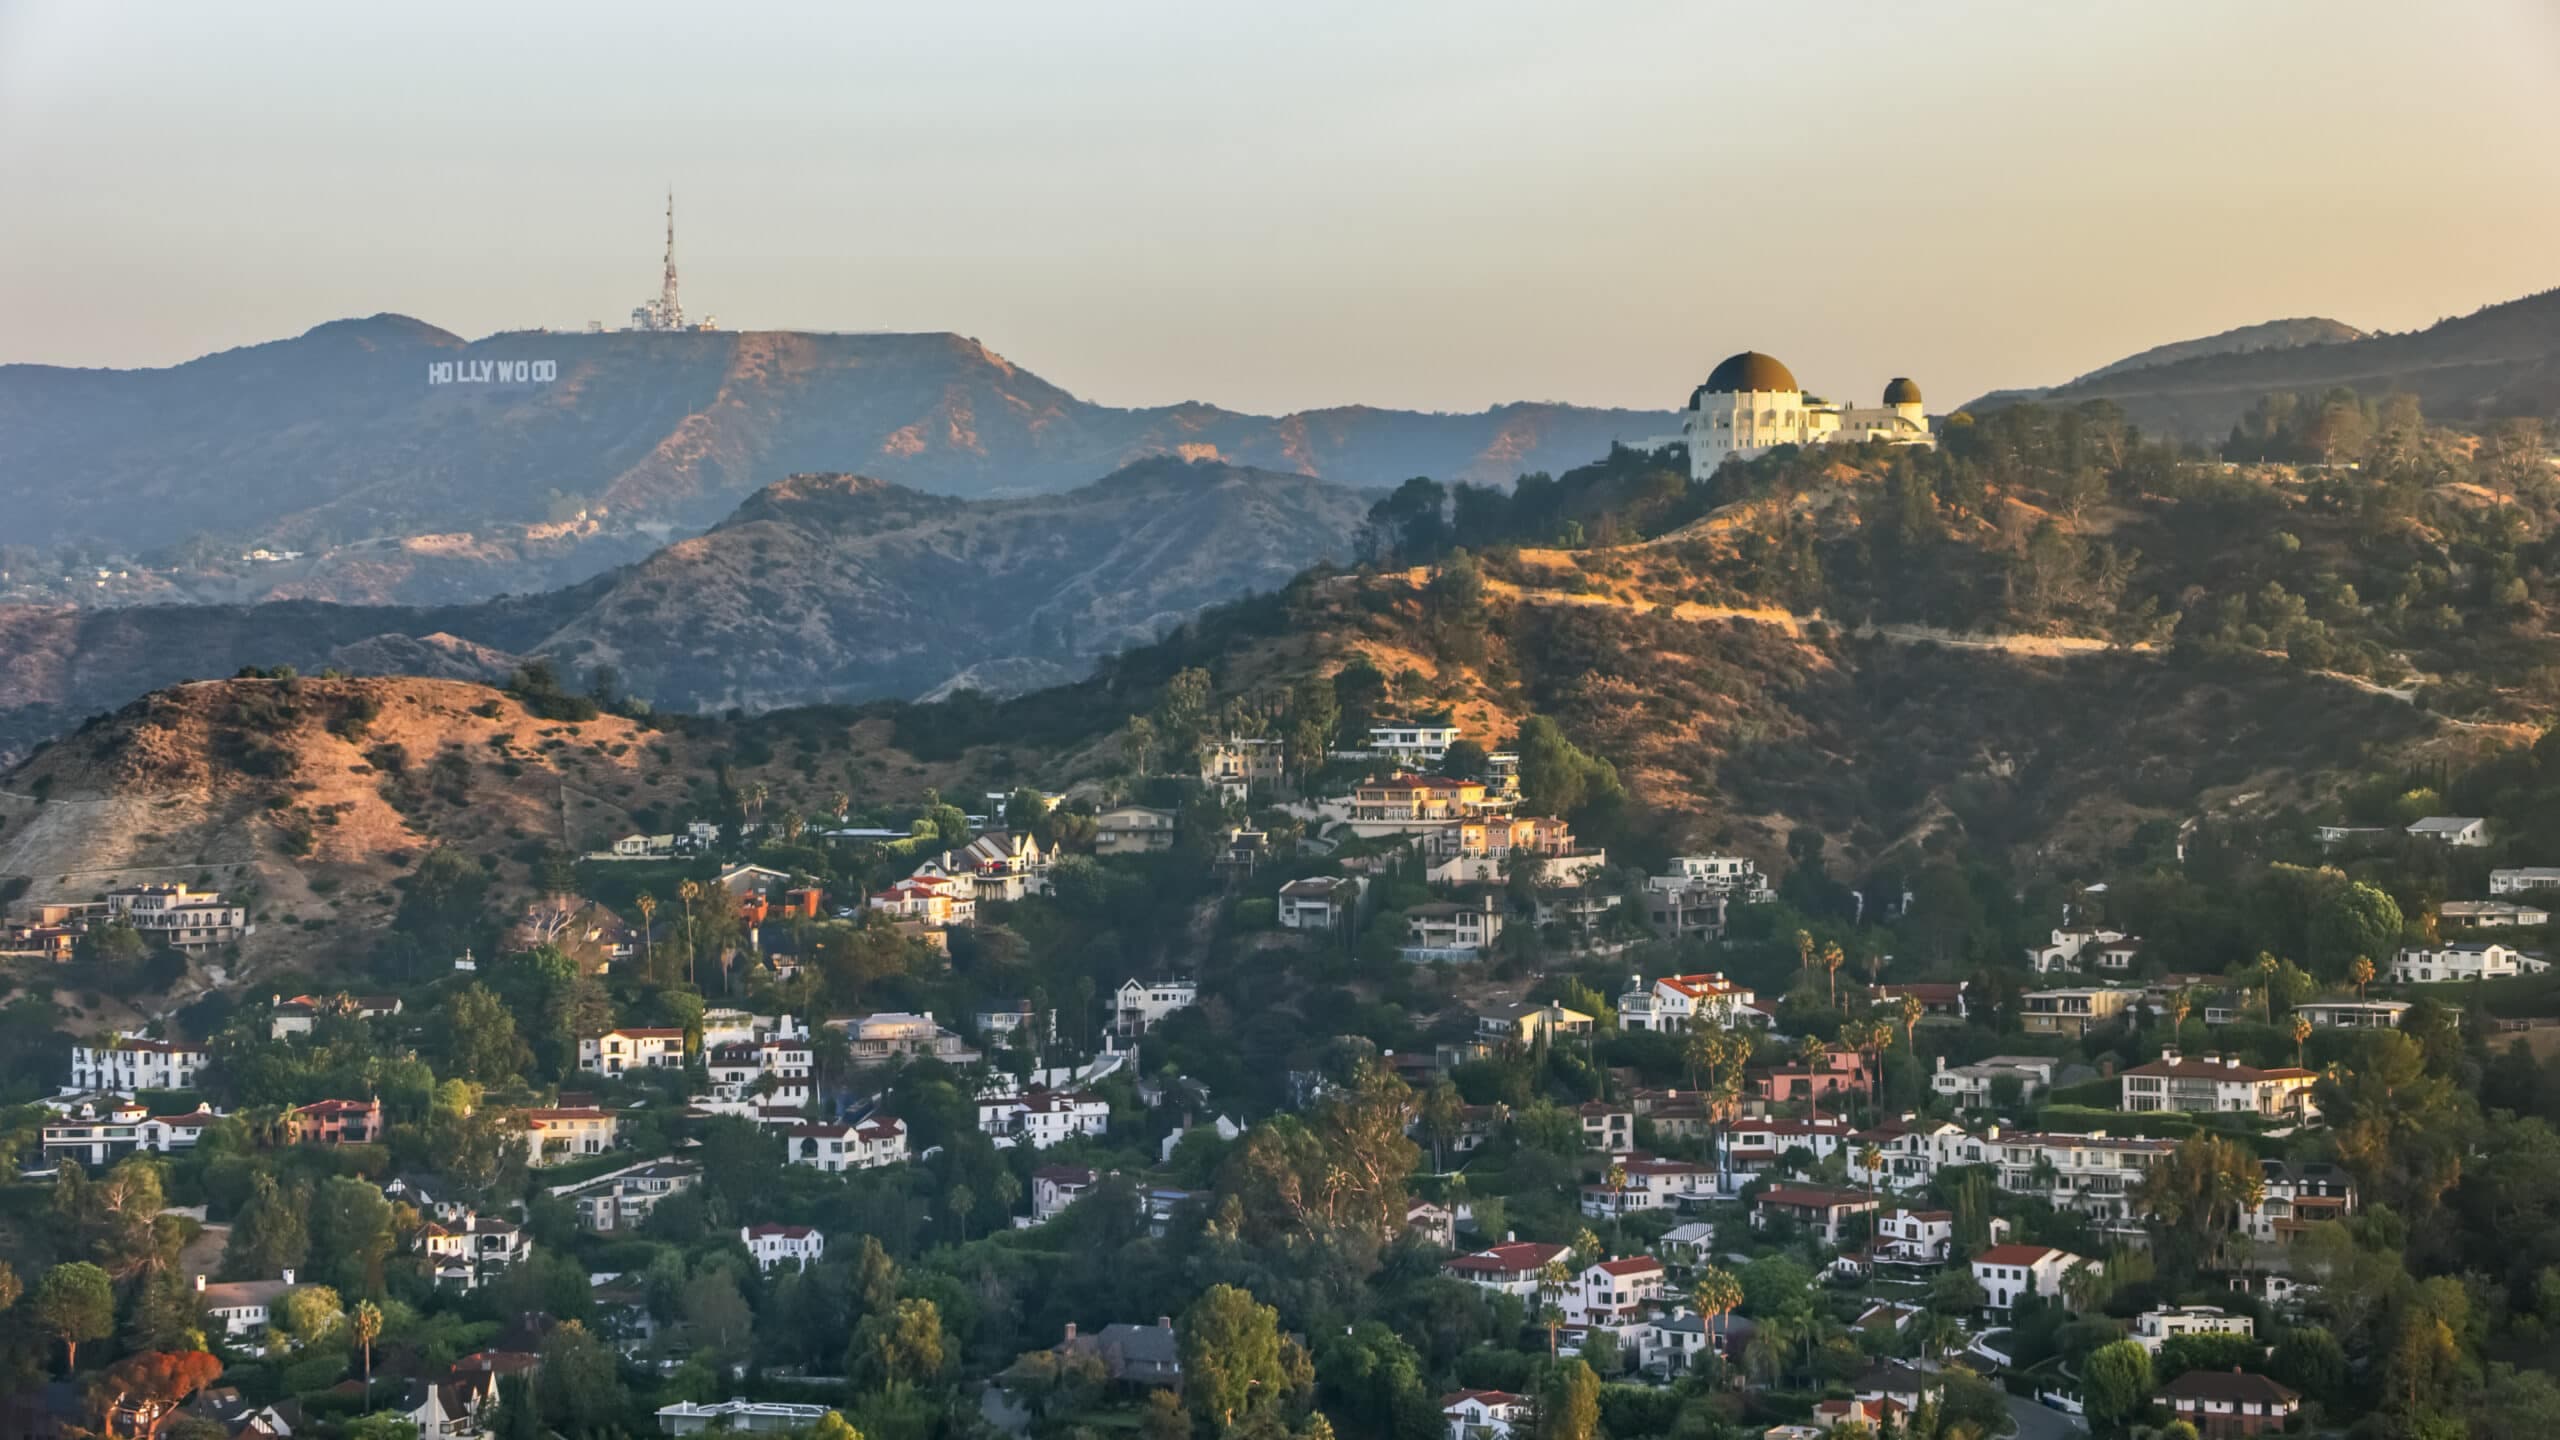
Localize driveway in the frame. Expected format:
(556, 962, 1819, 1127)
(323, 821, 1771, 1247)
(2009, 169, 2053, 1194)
(2006, 1393, 2087, 1440)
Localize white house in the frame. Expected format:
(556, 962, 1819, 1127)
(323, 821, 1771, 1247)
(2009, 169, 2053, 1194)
(1443, 1241, 1571, 1298)
(68, 1035, 211, 1096)
(1095, 805, 1178, 856)
(2406, 816, 2489, 847)
(979, 1086, 1110, 1149)
(2490, 867, 2560, 896)
(1403, 898, 1506, 961)
(1869, 1206, 1958, 1266)
(105, 883, 251, 949)
(2294, 998, 2410, 1029)
(741, 1223, 824, 1272)
(1650, 853, 1771, 902)
(2131, 1304, 2253, 1353)
(2025, 927, 2127, 974)
(42, 1100, 218, 1166)
(194, 1272, 303, 1340)
(1277, 877, 1363, 932)
(1570, 1256, 1666, 1325)
(1368, 722, 1462, 768)
(2393, 941, 2546, 984)
(577, 1027, 687, 1075)
(704, 1035, 813, 1107)
(1970, 1244, 2087, 1312)
(782, 1118, 908, 1172)
(1114, 978, 1197, 1037)
(1617, 972, 1769, 1033)
(1031, 1164, 1100, 1223)
(1930, 1055, 2058, 1108)
(2120, 1051, 2319, 1118)
(2439, 900, 2552, 929)
(1440, 1390, 1529, 1440)
(1579, 1155, 1714, 1217)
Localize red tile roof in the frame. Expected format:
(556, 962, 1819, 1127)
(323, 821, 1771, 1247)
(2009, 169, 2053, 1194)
(1972, 1244, 2070, 1267)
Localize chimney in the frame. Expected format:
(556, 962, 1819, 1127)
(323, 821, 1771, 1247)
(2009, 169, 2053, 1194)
(1063, 1323, 1077, 1341)
(281, 1268, 295, 1285)
(194, 1274, 206, 1292)
(1935, 1056, 1948, 1073)
(2224, 1055, 2241, 1070)
(1158, 1316, 1173, 1331)
(2160, 1048, 2178, 1063)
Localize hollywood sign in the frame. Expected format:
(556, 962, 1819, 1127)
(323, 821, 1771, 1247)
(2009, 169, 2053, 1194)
(428, 359, 558, 385)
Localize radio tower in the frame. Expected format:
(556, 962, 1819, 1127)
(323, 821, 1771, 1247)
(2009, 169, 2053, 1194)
(630, 188, 688, 331)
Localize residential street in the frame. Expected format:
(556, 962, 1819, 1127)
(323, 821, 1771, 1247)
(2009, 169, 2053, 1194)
(2006, 1393, 2087, 1440)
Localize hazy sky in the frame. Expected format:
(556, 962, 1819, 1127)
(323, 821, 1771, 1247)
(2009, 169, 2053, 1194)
(4, 1, 2558, 414)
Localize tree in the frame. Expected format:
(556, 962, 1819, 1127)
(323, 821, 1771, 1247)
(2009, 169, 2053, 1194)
(1694, 1265, 1743, 1372)
(225, 1172, 310, 1279)
(1417, 1080, 1462, 1172)
(1513, 716, 1623, 824)
(2311, 882, 2403, 979)
(2139, 1132, 2266, 1271)
(947, 1182, 976, 1242)
(353, 1300, 384, 1394)
(443, 983, 531, 1085)
(1538, 1360, 1599, 1440)
(851, 1297, 945, 1387)
(1180, 1284, 1300, 1430)
(2083, 1340, 2153, 1435)
(280, 1285, 344, 1347)
(2350, 954, 2376, 1000)
(534, 1323, 626, 1439)
(100, 1350, 224, 1437)
(1897, 993, 1924, 1052)
(1535, 1259, 1572, 1357)
(34, 1262, 115, 1374)
(683, 1268, 753, 1369)
(2293, 1014, 2313, 1068)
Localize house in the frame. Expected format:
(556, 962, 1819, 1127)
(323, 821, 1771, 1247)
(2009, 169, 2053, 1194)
(1424, 816, 1603, 887)
(1095, 806, 1178, 856)
(1642, 881, 1729, 942)
(741, 1223, 824, 1272)
(1444, 1240, 1572, 1297)
(716, 864, 792, 898)
(1873, 981, 1968, 1021)
(978, 1086, 1110, 1148)
(2132, 1304, 2253, 1352)
(2314, 825, 2394, 850)
(2294, 998, 2410, 1029)
(577, 1028, 687, 1075)
(933, 830, 1053, 900)
(2392, 941, 2546, 983)
(1853, 1362, 1944, 1417)
(564, 1160, 701, 1231)
(2019, 986, 2138, 1037)
(1754, 1050, 1874, 1105)
(868, 876, 976, 928)
(1475, 1001, 1593, 1049)
(1651, 853, 1771, 902)
(976, 999, 1053, 1045)
(782, 1118, 908, 1172)
(1278, 876, 1364, 932)
(2025, 927, 2127, 974)
(704, 1033, 815, 1108)
(1642, 1312, 1712, 1374)
(1055, 1319, 1183, 1387)
(2439, 899, 2552, 929)
(1441, 1390, 1529, 1440)
(194, 1271, 303, 1340)
(1656, 1221, 1718, 1272)
(1618, 972, 1767, 1032)
(1115, 978, 1198, 1037)
(1404, 897, 1506, 960)
(418, 1212, 529, 1289)
(2160, 1370, 2301, 1438)
(1367, 722, 1463, 767)
(69, 1034, 209, 1095)
(1752, 1186, 1879, 1247)
(1811, 1399, 1905, 1434)
(1347, 774, 1503, 834)
(270, 993, 402, 1039)
(2246, 1159, 2356, 1244)
(658, 1400, 834, 1435)
(1991, 1130, 2177, 1237)
(42, 1100, 217, 1166)
(1970, 1244, 2087, 1311)
(283, 1098, 384, 1146)
(1721, 1116, 1854, 1181)
(2490, 867, 2560, 895)
(1580, 1155, 1713, 1216)
(1869, 1207, 1957, 1266)
(1850, 1116, 1998, 1192)
(2120, 1051, 2318, 1118)
(1200, 736, 1288, 803)
(2406, 815, 2489, 847)
(1571, 1256, 1665, 1324)
(1574, 1101, 1634, 1154)
(1032, 1165, 1100, 1223)
(832, 1011, 980, 1066)
(1930, 1054, 2057, 1107)
(523, 1107, 619, 1165)
(105, 883, 251, 949)
(1405, 1198, 1457, 1248)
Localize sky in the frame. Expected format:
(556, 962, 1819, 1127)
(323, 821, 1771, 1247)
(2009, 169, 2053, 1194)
(4, 0, 2559, 416)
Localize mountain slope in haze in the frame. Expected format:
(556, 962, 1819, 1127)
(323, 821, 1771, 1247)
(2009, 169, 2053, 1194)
(0, 459, 1365, 761)
(0, 317, 1674, 562)
(1965, 288, 2560, 439)
(1965, 316, 2366, 412)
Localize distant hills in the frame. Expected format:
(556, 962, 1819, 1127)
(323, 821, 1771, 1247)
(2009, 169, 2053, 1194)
(1964, 289, 2560, 440)
(0, 458, 1369, 760)
(0, 316, 1673, 562)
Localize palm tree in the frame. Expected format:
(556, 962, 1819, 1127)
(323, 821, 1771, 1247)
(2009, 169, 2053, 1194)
(2256, 953, 2281, 1023)
(2292, 1014, 2313, 1068)
(778, 809, 805, 845)
(1797, 1035, 1831, 1122)
(1537, 1258, 1573, 1356)
(1898, 992, 1924, 1053)
(2058, 1258, 2105, 1314)
(677, 879, 707, 987)
(353, 1300, 382, 1399)
(947, 1182, 975, 1242)
(2170, 987, 2195, 1036)
(1604, 1161, 1629, 1246)
(1823, 943, 1847, 1010)
(634, 891, 657, 969)
(1694, 1265, 1743, 1378)
(993, 1169, 1022, 1223)
(831, 789, 850, 821)
(1911, 1310, 1963, 1365)
(2350, 954, 2376, 1000)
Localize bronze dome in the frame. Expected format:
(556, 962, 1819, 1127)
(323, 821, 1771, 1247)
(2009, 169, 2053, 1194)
(1701, 351, 1799, 394)
(1883, 376, 1923, 405)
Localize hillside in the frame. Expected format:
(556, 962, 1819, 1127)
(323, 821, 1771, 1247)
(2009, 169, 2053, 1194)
(0, 459, 1368, 762)
(0, 316, 1673, 577)
(1968, 287, 2560, 440)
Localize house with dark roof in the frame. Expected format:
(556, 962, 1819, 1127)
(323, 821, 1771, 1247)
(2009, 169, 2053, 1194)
(1055, 1318, 1182, 1387)
(2161, 1369, 2301, 1438)
(1750, 1185, 1879, 1246)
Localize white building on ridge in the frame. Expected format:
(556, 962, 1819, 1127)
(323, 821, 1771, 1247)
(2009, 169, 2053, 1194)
(1646, 352, 1932, 478)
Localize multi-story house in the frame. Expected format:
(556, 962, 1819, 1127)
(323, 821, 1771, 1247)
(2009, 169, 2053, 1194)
(1569, 1256, 1665, 1324)
(1930, 1055, 2058, 1108)
(105, 884, 250, 949)
(418, 1212, 529, 1290)
(270, 993, 402, 1039)
(2025, 927, 2127, 974)
(978, 1086, 1110, 1149)
(2490, 867, 2560, 895)
(1868, 1206, 1957, 1265)
(1721, 1116, 1853, 1182)
(577, 1027, 687, 1075)
(1403, 898, 1505, 961)
(1475, 1001, 1593, 1049)
(1873, 981, 1968, 1021)
(42, 1100, 218, 1166)
(927, 829, 1053, 901)
(1115, 978, 1198, 1037)
(867, 876, 976, 928)
(2244, 1159, 2355, 1244)
(1579, 1155, 1714, 1217)
(742, 1223, 825, 1272)
(1970, 1244, 2087, 1312)
(563, 1160, 700, 1231)
(782, 1117, 909, 1172)
(1347, 775, 1501, 833)
(2393, 941, 2546, 983)
(1278, 876, 1364, 932)
(70, 1035, 209, 1095)
(705, 1035, 813, 1108)
(1574, 1101, 1634, 1154)
(832, 1012, 981, 1066)
(1200, 737, 1287, 803)
(1650, 854, 1771, 903)
(1366, 722, 1463, 768)
(2293, 998, 2410, 1029)
(1442, 1240, 1571, 1298)
(1849, 1118, 1995, 1192)
(2120, 1051, 2318, 1118)
(1440, 1390, 1530, 1440)
(2406, 816, 2488, 847)
(1094, 805, 1179, 855)
(2439, 899, 2553, 929)
(284, 1098, 384, 1146)
(1992, 1129, 2176, 1236)
(2161, 1371, 2301, 1438)
(1425, 817, 1603, 887)
(194, 1272, 301, 1341)
(1751, 1185, 1879, 1246)
(1032, 1164, 1100, 1223)
(2131, 1304, 2253, 1352)
(1641, 882, 1729, 942)
(523, 1107, 619, 1165)
(2019, 987, 2138, 1038)
(1617, 972, 1769, 1033)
